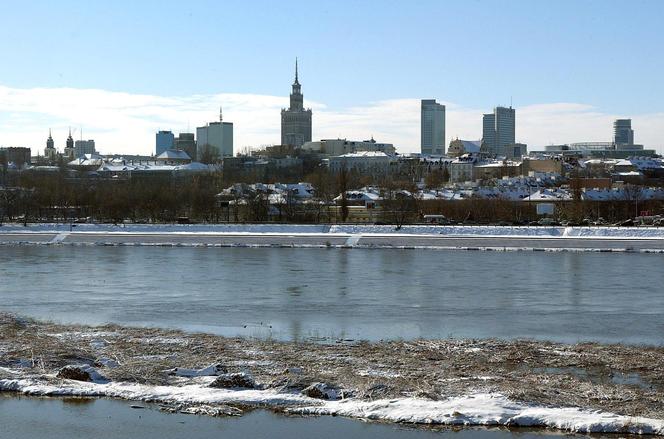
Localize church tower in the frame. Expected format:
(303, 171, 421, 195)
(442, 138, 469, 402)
(280, 59, 312, 147)
(44, 129, 57, 160)
(64, 127, 75, 159)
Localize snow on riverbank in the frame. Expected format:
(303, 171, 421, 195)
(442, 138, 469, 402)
(0, 377, 311, 406)
(1, 377, 662, 435)
(292, 393, 664, 435)
(3, 222, 664, 238)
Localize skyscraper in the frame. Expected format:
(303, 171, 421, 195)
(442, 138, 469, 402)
(614, 119, 634, 145)
(197, 107, 233, 160)
(420, 99, 445, 155)
(481, 106, 515, 157)
(281, 59, 312, 147)
(156, 130, 175, 156)
(74, 139, 96, 157)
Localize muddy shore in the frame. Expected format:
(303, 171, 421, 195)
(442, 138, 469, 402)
(1, 313, 663, 422)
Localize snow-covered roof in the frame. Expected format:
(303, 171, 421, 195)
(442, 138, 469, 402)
(474, 161, 520, 168)
(95, 161, 211, 173)
(522, 189, 572, 202)
(334, 190, 382, 202)
(628, 158, 664, 170)
(68, 155, 104, 167)
(157, 149, 191, 160)
(582, 188, 664, 201)
(217, 182, 315, 200)
(336, 151, 390, 158)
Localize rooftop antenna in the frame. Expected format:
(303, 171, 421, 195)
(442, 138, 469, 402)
(219, 106, 223, 122)
(510, 96, 513, 108)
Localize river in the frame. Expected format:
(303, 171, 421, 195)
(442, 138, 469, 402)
(1, 246, 662, 344)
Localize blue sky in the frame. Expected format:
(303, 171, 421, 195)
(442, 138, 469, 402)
(1, 0, 663, 154)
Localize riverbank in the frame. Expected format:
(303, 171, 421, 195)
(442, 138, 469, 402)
(0, 395, 580, 439)
(2, 223, 664, 251)
(1, 314, 663, 435)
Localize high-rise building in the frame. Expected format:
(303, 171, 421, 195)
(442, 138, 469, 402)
(197, 107, 233, 160)
(74, 139, 96, 157)
(420, 99, 446, 155)
(281, 59, 312, 147)
(175, 133, 197, 161)
(482, 106, 515, 157)
(614, 119, 634, 145)
(156, 130, 175, 156)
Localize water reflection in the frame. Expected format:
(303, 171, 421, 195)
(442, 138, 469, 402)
(2, 246, 664, 345)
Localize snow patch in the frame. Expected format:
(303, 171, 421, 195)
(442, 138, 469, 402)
(0, 378, 662, 434)
(290, 393, 664, 435)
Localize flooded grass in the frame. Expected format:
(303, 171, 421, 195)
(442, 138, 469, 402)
(1, 312, 664, 422)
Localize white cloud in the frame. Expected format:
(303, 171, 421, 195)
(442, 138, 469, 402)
(0, 85, 662, 155)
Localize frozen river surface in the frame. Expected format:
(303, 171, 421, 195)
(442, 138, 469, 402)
(1, 246, 663, 344)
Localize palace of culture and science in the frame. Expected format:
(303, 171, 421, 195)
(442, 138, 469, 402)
(281, 59, 312, 147)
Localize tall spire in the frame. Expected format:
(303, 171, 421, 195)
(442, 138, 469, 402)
(219, 106, 223, 122)
(46, 128, 54, 150)
(294, 57, 299, 85)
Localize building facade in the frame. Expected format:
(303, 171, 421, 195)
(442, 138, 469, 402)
(614, 119, 634, 146)
(156, 130, 175, 156)
(281, 60, 312, 147)
(328, 151, 392, 174)
(0, 147, 31, 167)
(175, 133, 197, 161)
(482, 106, 515, 157)
(505, 142, 527, 159)
(449, 157, 476, 182)
(74, 139, 96, 158)
(420, 99, 445, 155)
(197, 109, 233, 160)
(302, 138, 395, 156)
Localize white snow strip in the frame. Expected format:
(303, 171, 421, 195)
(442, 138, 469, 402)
(2, 223, 664, 239)
(290, 393, 664, 435)
(1, 378, 662, 434)
(0, 378, 312, 406)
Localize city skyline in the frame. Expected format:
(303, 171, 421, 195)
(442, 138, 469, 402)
(0, 0, 663, 155)
(2, 84, 663, 157)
